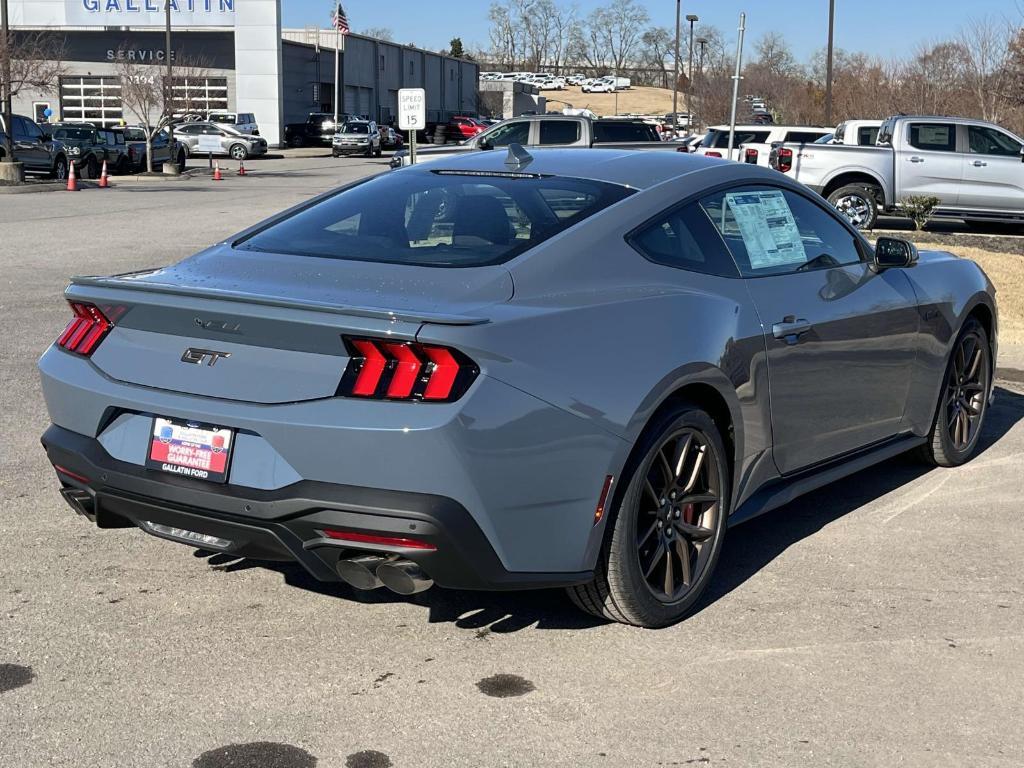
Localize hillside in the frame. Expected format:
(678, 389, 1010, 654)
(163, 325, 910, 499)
(541, 84, 687, 117)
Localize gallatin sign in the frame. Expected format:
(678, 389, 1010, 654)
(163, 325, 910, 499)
(67, 0, 235, 27)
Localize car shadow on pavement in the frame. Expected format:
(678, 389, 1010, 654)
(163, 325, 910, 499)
(196, 386, 1024, 631)
(692, 384, 1024, 617)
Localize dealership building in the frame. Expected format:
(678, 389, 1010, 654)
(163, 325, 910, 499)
(8, 0, 480, 146)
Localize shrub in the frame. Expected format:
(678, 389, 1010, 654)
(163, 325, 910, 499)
(900, 195, 941, 231)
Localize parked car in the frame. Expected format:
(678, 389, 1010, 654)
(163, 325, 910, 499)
(175, 122, 269, 161)
(390, 115, 669, 167)
(768, 114, 1024, 230)
(332, 120, 382, 157)
(40, 147, 997, 628)
(447, 116, 487, 141)
(583, 79, 615, 93)
(695, 124, 832, 164)
(379, 125, 404, 150)
(284, 113, 352, 147)
(112, 126, 185, 173)
(207, 111, 260, 136)
(50, 125, 120, 178)
(0, 114, 72, 180)
(830, 119, 883, 146)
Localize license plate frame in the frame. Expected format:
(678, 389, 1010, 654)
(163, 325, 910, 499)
(146, 416, 235, 484)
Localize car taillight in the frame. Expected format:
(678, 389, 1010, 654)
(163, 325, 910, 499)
(706, 151, 722, 158)
(338, 336, 479, 402)
(777, 147, 793, 173)
(744, 147, 759, 164)
(55, 302, 123, 356)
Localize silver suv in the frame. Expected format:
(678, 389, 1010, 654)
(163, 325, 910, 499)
(332, 120, 382, 157)
(175, 122, 268, 161)
(207, 111, 260, 136)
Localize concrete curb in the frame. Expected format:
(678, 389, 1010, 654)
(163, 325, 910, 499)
(0, 180, 101, 194)
(996, 367, 1024, 385)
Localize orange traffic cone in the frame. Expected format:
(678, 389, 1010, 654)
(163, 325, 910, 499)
(212, 161, 222, 181)
(238, 160, 246, 176)
(66, 161, 78, 191)
(98, 160, 109, 188)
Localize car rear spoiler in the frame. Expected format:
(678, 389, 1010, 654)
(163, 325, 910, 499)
(67, 273, 491, 327)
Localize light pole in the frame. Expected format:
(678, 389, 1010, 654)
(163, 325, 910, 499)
(726, 12, 746, 161)
(686, 14, 698, 133)
(672, 0, 681, 135)
(825, 0, 835, 125)
(163, 0, 178, 174)
(694, 36, 707, 133)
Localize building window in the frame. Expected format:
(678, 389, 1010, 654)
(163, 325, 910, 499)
(168, 77, 229, 116)
(380, 55, 385, 72)
(409, 61, 414, 76)
(59, 76, 124, 127)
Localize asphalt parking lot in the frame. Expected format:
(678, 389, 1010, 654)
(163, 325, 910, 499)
(2, 151, 1023, 768)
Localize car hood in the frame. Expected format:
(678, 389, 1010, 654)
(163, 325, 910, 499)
(75, 243, 515, 324)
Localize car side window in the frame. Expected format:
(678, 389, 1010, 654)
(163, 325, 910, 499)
(482, 121, 530, 147)
(908, 123, 956, 152)
(12, 117, 30, 141)
(967, 126, 1021, 157)
(858, 126, 879, 145)
(629, 203, 739, 278)
(699, 187, 862, 277)
(785, 131, 827, 143)
(539, 120, 581, 145)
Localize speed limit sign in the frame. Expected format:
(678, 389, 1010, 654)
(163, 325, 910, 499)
(398, 88, 425, 131)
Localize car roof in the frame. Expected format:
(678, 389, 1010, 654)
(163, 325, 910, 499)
(407, 147, 748, 190)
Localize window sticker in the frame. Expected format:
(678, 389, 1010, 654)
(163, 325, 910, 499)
(917, 125, 951, 145)
(723, 191, 807, 270)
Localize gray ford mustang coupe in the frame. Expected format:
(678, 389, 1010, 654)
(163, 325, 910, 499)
(39, 148, 996, 627)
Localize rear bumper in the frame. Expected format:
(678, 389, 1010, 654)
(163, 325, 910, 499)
(41, 424, 593, 590)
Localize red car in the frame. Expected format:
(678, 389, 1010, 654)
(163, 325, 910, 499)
(447, 116, 486, 140)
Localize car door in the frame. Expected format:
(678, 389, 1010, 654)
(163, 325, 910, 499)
(13, 117, 48, 171)
(897, 121, 962, 206)
(476, 120, 530, 148)
(537, 119, 582, 147)
(960, 124, 1024, 213)
(700, 185, 920, 474)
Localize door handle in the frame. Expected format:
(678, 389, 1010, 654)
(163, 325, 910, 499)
(972, 160, 987, 167)
(909, 156, 925, 163)
(772, 317, 813, 344)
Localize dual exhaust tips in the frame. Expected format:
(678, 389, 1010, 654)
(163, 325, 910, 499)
(336, 554, 433, 595)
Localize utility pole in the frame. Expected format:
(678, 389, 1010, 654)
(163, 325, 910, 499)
(726, 12, 746, 161)
(825, 0, 835, 125)
(686, 14, 698, 133)
(1, 0, 14, 168)
(672, 0, 681, 136)
(164, 0, 178, 174)
(695, 37, 707, 132)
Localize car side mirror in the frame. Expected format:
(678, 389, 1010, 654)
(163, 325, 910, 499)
(478, 137, 491, 150)
(873, 237, 918, 269)
(1020, 146, 1024, 163)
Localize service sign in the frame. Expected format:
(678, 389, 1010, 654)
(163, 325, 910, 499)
(66, 0, 235, 28)
(196, 134, 222, 153)
(398, 88, 426, 132)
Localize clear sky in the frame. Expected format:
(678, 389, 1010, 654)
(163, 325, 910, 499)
(282, 0, 1018, 62)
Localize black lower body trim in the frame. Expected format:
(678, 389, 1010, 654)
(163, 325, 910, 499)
(41, 424, 592, 591)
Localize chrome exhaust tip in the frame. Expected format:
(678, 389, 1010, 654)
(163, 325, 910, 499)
(376, 559, 434, 595)
(60, 487, 96, 522)
(335, 554, 389, 590)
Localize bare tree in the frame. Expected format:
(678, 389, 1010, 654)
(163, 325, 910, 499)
(0, 31, 66, 163)
(115, 48, 211, 173)
(361, 27, 393, 42)
(640, 27, 673, 88)
(960, 17, 1013, 122)
(583, 0, 649, 74)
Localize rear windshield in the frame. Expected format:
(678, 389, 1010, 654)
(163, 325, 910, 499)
(593, 121, 658, 142)
(236, 170, 633, 267)
(701, 129, 770, 148)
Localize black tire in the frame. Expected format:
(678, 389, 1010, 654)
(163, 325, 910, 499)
(827, 184, 879, 230)
(176, 148, 187, 173)
(365, 143, 373, 157)
(288, 135, 305, 148)
(85, 155, 100, 180)
(919, 317, 992, 467)
(229, 143, 249, 161)
(375, 144, 382, 157)
(567, 404, 730, 628)
(52, 156, 69, 181)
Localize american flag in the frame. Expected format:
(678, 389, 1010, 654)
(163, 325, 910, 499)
(331, 3, 350, 35)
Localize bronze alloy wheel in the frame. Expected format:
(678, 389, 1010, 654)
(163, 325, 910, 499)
(635, 428, 722, 602)
(945, 327, 990, 452)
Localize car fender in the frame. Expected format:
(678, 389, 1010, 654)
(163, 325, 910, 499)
(820, 165, 891, 205)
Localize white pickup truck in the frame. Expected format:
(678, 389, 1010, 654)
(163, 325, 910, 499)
(694, 124, 832, 165)
(769, 114, 1024, 230)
